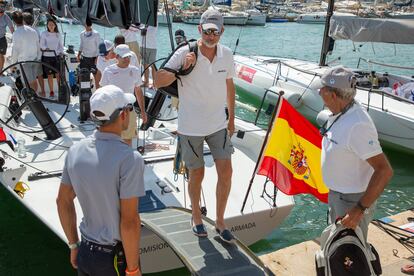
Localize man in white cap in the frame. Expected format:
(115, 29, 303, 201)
(100, 44, 147, 146)
(95, 40, 116, 88)
(314, 66, 393, 240)
(57, 85, 144, 276)
(154, 9, 236, 243)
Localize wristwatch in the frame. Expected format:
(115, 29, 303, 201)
(356, 201, 369, 214)
(68, 241, 80, 250)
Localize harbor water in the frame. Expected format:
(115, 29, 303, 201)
(1, 22, 413, 275)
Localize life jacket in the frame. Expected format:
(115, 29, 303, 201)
(158, 39, 199, 98)
(315, 223, 382, 276)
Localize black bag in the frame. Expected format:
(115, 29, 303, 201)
(315, 223, 382, 276)
(158, 39, 198, 98)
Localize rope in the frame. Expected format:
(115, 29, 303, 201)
(358, 57, 414, 71)
(372, 219, 414, 255)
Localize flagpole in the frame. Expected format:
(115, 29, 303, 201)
(241, 91, 284, 213)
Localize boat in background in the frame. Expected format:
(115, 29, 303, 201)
(157, 11, 174, 26)
(234, 16, 414, 154)
(296, 11, 356, 23)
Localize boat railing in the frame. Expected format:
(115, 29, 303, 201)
(357, 57, 414, 71)
(254, 88, 280, 126)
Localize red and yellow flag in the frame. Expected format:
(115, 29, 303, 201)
(257, 98, 329, 203)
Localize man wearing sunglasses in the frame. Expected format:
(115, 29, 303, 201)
(154, 9, 236, 243)
(0, 1, 13, 72)
(57, 85, 145, 276)
(313, 66, 393, 241)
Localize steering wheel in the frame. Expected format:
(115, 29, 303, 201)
(0, 60, 70, 134)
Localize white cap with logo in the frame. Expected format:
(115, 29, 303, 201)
(200, 9, 224, 31)
(312, 66, 356, 91)
(114, 44, 133, 58)
(90, 85, 136, 122)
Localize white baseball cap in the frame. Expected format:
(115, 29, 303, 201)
(114, 44, 133, 58)
(312, 66, 356, 91)
(90, 85, 136, 123)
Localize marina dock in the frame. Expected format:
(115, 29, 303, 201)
(259, 210, 414, 276)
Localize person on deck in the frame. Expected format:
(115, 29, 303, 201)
(154, 9, 236, 243)
(113, 34, 140, 68)
(139, 23, 157, 88)
(0, 1, 13, 72)
(100, 44, 147, 146)
(77, 18, 100, 89)
(95, 40, 116, 88)
(57, 85, 145, 276)
(11, 11, 41, 91)
(119, 25, 140, 62)
(40, 18, 64, 98)
(22, 12, 45, 96)
(314, 66, 393, 240)
(174, 29, 186, 47)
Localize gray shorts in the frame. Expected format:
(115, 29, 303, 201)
(328, 190, 376, 241)
(140, 47, 157, 65)
(178, 128, 234, 170)
(21, 62, 40, 83)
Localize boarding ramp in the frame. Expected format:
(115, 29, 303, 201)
(140, 207, 275, 276)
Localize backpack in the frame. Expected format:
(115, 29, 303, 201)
(315, 223, 382, 276)
(158, 39, 199, 98)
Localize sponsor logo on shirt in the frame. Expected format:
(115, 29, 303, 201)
(368, 140, 374, 145)
(217, 69, 226, 73)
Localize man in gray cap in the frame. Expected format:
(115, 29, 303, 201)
(314, 66, 393, 240)
(154, 9, 236, 243)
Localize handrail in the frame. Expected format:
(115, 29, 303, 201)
(254, 88, 280, 125)
(357, 85, 414, 106)
(357, 57, 414, 71)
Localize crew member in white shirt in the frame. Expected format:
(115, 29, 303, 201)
(77, 18, 100, 89)
(314, 66, 393, 240)
(40, 18, 64, 98)
(0, 2, 14, 72)
(119, 25, 140, 62)
(139, 24, 158, 87)
(114, 35, 139, 68)
(154, 10, 236, 243)
(95, 40, 116, 88)
(11, 11, 41, 91)
(100, 44, 147, 146)
(22, 12, 45, 96)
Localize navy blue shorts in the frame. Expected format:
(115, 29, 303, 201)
(77, 240, 126, 276)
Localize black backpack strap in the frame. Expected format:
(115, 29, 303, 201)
(177, 40, 198, 76)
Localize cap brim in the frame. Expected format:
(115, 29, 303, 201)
(124, 93, 136, 104)
(120, 53, 133, 58)
(309, 77, 325, 92)
(201, 23, 219, 30)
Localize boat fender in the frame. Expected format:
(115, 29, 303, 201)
(158, 39, 199, 98)
(316, 109, 332, 127)
(282, 89, 303, 108)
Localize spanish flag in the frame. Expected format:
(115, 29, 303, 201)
(257, 98, 328, 203)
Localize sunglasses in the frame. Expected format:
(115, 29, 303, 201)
(202, 28, 221, 36)
(92, 104, 134, 126)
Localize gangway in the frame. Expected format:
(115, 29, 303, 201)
(140, 207, 275, 276)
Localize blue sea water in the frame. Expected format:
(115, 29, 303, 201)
(0, 22, 413, 276)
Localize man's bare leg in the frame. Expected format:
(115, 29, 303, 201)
(214, 159, 232, 231)
(188, 167, 205, 226)
(0, 54, 4, 72)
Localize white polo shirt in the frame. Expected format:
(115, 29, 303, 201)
(96, 56, 116, 73)
(321, 103, 383, 194)
(164, 42, 235, 136)
(139, 25, 157, 49)
(100, 64, 142, 94)
(79, 30, 101, 58)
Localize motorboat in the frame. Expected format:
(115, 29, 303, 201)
(296, 12, 356, 24)
(246, 9, 267, 26)
(234, 16, 414, 154)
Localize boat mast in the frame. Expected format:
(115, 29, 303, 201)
(319, 0, 335, 66)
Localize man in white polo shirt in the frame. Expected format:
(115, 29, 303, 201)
(154, 9, 236, 243)
(314, 66, 393, 240)
(100, 44, 147, 146)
